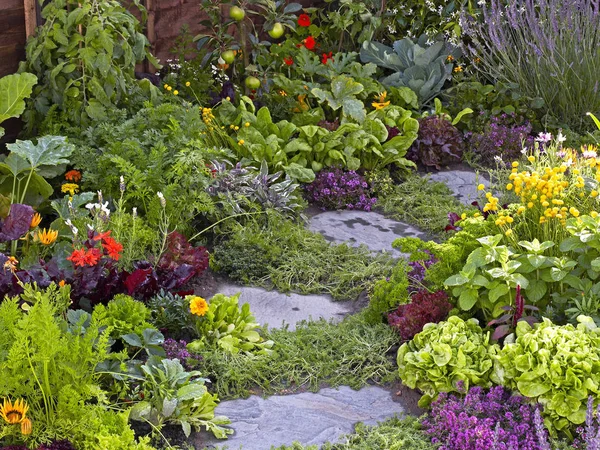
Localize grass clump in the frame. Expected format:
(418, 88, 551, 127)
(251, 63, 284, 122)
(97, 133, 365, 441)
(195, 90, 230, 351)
(211, 213, 394, 300)
(271, 416, 436, 449)
(379, 173, 463, 239)
(198, 312, 399, 399)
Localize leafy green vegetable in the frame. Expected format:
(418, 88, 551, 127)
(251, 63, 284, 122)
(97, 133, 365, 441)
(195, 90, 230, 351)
(188, 293, 274, 355)
(397, 316, 499, 406)
(492, 316, 600, 436)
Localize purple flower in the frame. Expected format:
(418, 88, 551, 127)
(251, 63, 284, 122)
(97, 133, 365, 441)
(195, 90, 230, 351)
(304, 167, 377, 211)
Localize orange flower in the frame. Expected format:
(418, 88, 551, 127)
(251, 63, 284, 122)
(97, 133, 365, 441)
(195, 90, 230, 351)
(65, 170, 82, 182)
(84, 248, 102, 266)
(30, 213, 41, 229)
(59, 280, 66, 287)
(189, 296, 209, 316)
(102, 236, 123, 261)
(3, 256, 18, 273)
(21, 418, 32, 435)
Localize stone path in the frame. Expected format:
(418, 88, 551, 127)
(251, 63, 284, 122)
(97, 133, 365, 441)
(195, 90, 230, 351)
(308, 210, 430, 258)
(196, 386, 411, 450)
(215, 283, 353, 331)
(428, 168, 488, 205)
(197, 172, 481, 449)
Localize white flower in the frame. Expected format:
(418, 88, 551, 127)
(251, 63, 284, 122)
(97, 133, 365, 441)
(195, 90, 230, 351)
(477, 0, 486, 6)
(521, 147, 528, 155)
(557, 131, 566, 143)
(132, 207, 138, 219)
(157, 191, 166, 208)
(535, 132, 552, 143)
(65, 219, 78, 236)
(494, 155, 503, 163)
(583, 150, 598, 159)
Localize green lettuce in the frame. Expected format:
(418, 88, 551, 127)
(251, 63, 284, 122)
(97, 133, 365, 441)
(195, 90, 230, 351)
(397, 316, 499, 406)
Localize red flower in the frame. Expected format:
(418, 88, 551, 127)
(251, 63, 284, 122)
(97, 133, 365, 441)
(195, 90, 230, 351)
(83, 248, 102, 266)
(93, 230, 112, 241)
(102, 236, 124, 261)
(67, 248, 102, 267)
(298, 14, 311, 27)
(283, 57, 294, 66)
(321, 52, 333, 64)
(67, 248, 87, 267)
(303, 36, 316, 50)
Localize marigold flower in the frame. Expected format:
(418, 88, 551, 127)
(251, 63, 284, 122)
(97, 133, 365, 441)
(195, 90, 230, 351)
(65, 170, 82, 182)
(298, 13, 311, 27)
(61, 183, 79, 196)
(0, 398, 29, 424)
(36, 228, 58, 245)
(189, 296, 209, 316)
(30, 212, 42, 229)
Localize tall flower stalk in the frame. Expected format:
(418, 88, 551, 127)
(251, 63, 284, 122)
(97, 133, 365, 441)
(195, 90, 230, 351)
(462, 0, 600, 131)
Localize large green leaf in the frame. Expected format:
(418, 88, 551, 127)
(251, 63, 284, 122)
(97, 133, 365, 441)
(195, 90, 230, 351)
(0, 72, 37, 124)
(7, 136, 74, 169)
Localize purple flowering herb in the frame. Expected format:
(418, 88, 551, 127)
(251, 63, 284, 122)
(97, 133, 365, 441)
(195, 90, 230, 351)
(162, 338, 202, 370)
(304, 167, 377, 211)
(423, 386, 547, 450)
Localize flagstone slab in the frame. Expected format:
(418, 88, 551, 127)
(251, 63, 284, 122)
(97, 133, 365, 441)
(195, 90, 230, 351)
(307, 210, 430, 258)
(427, 169, 488, 205)
(215, 283, 354, 331)
(196, 386, 411, 450)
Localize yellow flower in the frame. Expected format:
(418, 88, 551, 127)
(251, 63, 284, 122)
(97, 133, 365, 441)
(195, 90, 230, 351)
(505, 229, 513, 236)
(528, 155, 535, 163)
(477, 184, 485, 191)
(185, 81, 191, 87)
(372, 92, 390, 110)
(189, 296, 209, 317)
(238, 140, 245, 145)
(21, 418, 32, 435)
(506, 183, 513, 190)
(592, 211, 599, 218)
(453, 66, 463, 73)
(0, 398, 29, 424)
(173, 90, 179, 96)
(36, 228, 58, 245)
(61, 183, 79, 196)
(245, 122, 250, 127)
(30, 212, 42, 229)
(167, 86, 172, 91)
(163, 84, 169, 89)
(512, 162, 519, 168)
(279, 90, 288, 97)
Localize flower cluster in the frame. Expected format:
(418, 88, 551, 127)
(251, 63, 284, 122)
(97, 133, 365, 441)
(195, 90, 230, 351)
(422, 386, 545, 450)
(387, 289, 451, 341)
(0, 398, 32, 436)
(162, 338, 202, 370)
(407, 250, 437, 287)
(467, 115, 534, 166)
(481, 141, 600, 241)
(67, 230, 123, 268)
(304, 167, 377, 211)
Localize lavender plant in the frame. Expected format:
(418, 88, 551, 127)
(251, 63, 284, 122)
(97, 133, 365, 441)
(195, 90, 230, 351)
(304, 167, 377, 211)
(462, 0, 600, 132)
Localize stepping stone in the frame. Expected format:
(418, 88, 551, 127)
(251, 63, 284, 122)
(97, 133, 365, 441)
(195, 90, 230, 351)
(196, 386, 409, 450)
(216, 283, 354, 331)
(428, 168, 488, 205)
(307, 210, 429, 258)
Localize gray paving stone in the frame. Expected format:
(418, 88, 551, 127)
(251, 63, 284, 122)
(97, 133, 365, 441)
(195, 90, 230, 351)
(307, 210, 430, 258)
(215, 283, 354, 331)
(428, 169, 488, 205)
(196, 386, 409, 450)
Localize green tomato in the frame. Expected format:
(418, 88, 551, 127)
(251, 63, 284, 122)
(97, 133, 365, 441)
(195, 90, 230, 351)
(245, 76, 261, 90)
(221, 50, 235, 64)
(268, 22, 285, 39)
(229, 6, 245, 22)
